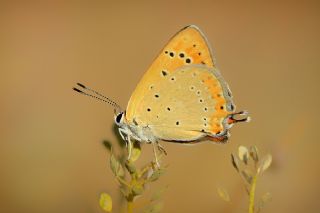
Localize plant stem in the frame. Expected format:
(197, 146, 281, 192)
(127, 200, 133, 213)
(249, 174, 257, 213)
(127, 194, 134, 213)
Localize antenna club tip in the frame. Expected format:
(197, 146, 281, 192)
(76, 83, 86, 88)
(73, 87, 83, 93)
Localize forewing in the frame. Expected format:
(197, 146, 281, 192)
(126, 25, 216, 121)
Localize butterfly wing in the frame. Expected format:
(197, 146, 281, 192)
(131, 65, 235, 142)
(126, 25, 216, 121)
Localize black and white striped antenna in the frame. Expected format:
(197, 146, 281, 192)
(73, 83, 123, 113)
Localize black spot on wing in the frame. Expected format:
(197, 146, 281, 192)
(161, 70, 168, 76)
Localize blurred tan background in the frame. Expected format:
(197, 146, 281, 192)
(1, 0, 320, 212)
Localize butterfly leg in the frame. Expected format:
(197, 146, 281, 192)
(118, 128, 128, 142)
(157, 142, 167, 155)
(118, 128, 133, 160)
(152, 142, 161, 168)
(118, 128, 134, 154)
(127, 135, 133, 160)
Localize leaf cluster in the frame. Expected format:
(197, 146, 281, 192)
(217, 145, 272, 213)
(101, 137, 166, 212)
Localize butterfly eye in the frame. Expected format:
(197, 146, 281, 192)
(115, 112, 123, 124)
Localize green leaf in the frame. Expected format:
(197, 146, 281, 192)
(258, 192, 272, 211)
(231, 154, 240, 172)
(110, 152, 124, 177)
(249, 145, 259, 163)
(129, 142, 141, 162)
(102, 140, 112, 152)
(148, 169, 165, 182)
(99, 193, 112, 212)
(217, 187, 230, 202)
(258, 154, 272, 174)
(140, 163, 153, 179)
(132, 183, 144, 196)
(125, 160, 136, 174)
(143, 202, 163, 213)
(119, 186, 128, 197)
(150, 186, 168, 202)
(241, 169, 253, 184)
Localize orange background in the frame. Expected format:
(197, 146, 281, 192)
(1, 1, 319, 212)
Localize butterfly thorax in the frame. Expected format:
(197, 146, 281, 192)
(115, 111, 157, 143)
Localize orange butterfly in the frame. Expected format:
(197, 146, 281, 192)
(74, 25, 249, 166)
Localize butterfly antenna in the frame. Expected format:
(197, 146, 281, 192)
(73, 83, 123, 112)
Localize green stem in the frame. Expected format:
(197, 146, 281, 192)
(127, 196, 133, 213)
(249, 174, 257, 213)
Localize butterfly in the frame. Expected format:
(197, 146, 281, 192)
(74, 25, 249, 166)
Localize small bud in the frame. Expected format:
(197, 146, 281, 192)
(249, 145, 259, 163)
(238, 146, 249, 164)
(110, 152, 124, 177)
(148, 169, 165, 182)
(99, 193, 112, 212)
(217, 187, 230, 202)
(258, 154, 272, 174)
